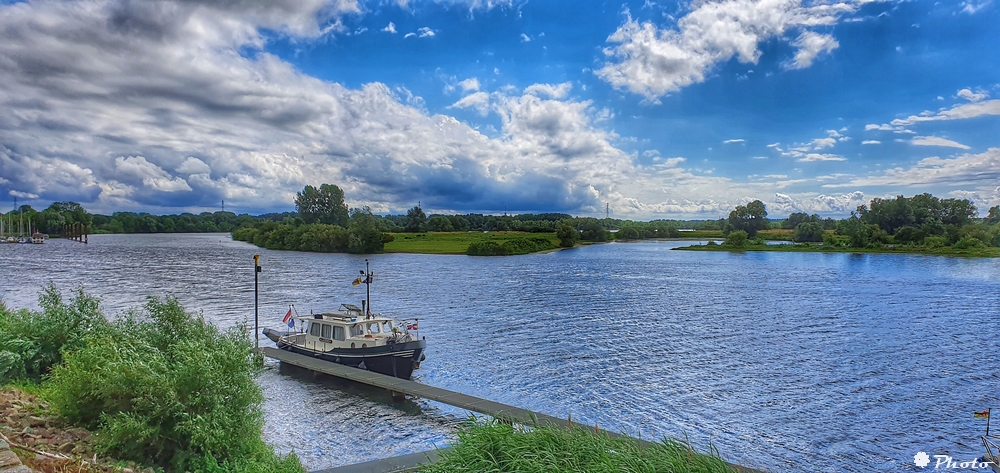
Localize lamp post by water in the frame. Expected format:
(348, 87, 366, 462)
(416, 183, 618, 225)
(254, 254, 261, 348)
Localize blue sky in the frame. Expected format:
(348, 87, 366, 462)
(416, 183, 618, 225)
(0, 0, 998, 218)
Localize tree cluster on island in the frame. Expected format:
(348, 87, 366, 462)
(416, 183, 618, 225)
(717, 194, 1000, 251)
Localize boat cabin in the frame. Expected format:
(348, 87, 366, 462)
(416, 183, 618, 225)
(289, 304, 403, 353)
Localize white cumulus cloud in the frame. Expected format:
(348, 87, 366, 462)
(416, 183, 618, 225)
(596, 1, 866, 99)
(911, 136, 971, 150)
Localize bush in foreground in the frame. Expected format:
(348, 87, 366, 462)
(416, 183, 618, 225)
(0, 283, 106, 382)
(422, 419, 736, 473)
(44, 295, 301, 473)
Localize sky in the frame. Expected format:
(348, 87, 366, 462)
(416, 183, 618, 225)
(0, 0, 998, 219)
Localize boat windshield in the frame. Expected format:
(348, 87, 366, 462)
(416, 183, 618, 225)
(349, 324, 364, 337)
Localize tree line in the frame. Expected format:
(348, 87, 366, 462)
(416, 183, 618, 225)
(8, 185, 1000, 253)
(720, 194, 1000, 250)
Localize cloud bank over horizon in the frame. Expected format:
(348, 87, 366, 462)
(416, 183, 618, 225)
(0, 0, 998, 219)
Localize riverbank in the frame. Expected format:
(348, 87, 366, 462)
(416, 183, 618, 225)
(675, 242, 1000, 257)
(0, 385, 148, 473)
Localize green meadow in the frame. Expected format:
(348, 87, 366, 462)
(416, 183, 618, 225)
(384, 231, 560, 254)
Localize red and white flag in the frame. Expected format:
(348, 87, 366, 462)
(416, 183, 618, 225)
(282, 307, 292, 324)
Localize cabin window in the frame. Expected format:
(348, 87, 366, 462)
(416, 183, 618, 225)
(350, 325, 364, 337)
(368, 323, 380, 334)
(309, 322, 321, 337)
(382, 322, 392, 333)
(334, 326, 345, 341)
(321, 324, 332, 339)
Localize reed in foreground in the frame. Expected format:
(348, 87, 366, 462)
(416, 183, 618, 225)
(422, 419, 736, 473)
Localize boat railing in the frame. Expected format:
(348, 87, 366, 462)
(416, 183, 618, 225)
(983, 435, 1000, 460)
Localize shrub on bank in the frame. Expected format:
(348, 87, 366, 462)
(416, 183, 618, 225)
(0, 284, 106, 382)
(466, 237, 556, 256)
(15, 291, 305, 473)
(422, 419, 736, 473)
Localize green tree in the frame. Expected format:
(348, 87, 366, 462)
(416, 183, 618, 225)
(725, 230, 748, 247)
(427, 215, 454, 232)
(987, 205, 1000, 224)
(836, 214, 869, 248)
(449, 215, 470, 231)
(793, 222, 825, 242)
(617, 226, 641, 240)
(405, 206, 427, 232)
(580, 221, 609, 242)
(348, 207, 385, 254)
(295, 184, 349, 226)
(783, 212, 820, 230)
(555, 223, 579, 248)
(728, 200, 768, 237)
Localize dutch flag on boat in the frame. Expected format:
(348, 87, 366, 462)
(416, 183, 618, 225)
(282, 307, 293, 328)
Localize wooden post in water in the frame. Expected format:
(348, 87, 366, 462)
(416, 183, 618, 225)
(254, 254, 261, 349)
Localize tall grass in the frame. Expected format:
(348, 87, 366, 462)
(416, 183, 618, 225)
(0, 283, 106, 381)
(423, 419, 737, 473)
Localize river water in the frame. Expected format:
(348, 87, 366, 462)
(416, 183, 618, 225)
(1, 234, 997, 472)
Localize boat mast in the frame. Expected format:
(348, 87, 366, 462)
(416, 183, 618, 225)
(364, 259, 372, 318)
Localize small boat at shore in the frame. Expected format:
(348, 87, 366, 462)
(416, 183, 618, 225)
(263, 261, 426, 381)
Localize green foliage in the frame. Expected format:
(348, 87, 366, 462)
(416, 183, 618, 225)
(47, 296, 301, 473)
(822, 232, 844, 247)
(727, 200, 768, 237)
(724, 230, 747, 247)
(556, 223, 579, 247)
(952, 236, 986, 249)
(893, 226, 926, 245)
(858, 193, 977, 234)
(91, 211, 256, 234)
(988, 206, 1000, 224)
(426, 215, 454, 232)
(295, 184, 349, 226)
(422, 418, 736, 473)
(0, 283, 106, 382)
(405, 206, 427, 232)
(347, 207, 384, 254)
(233, 218, 389, 254)
(580, 221, 610, 242)
(466, 237, 555, 256)
(923, 236, 948, 248)
(793, 222, 825, 243)
(783, 212, 821, 230)
(835, 214, 888, 248)
(616, 226, 642, 240)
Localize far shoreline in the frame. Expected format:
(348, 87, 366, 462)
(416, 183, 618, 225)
(674, 242, 1000, 258)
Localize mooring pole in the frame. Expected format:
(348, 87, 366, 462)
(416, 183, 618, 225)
(254, 254, 261, 348)
(989, 408, 992, 437)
